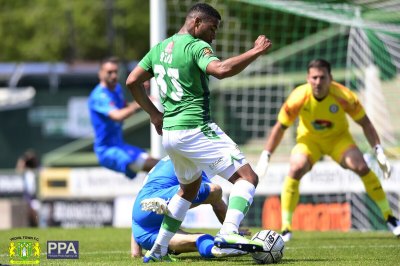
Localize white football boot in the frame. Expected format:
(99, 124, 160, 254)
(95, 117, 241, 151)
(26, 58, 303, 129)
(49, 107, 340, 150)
(140, 198, 168, 215)
(211, 246, 248, 257)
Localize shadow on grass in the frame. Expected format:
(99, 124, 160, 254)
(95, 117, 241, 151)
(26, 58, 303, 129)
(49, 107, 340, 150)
(173, 255, 255, 264)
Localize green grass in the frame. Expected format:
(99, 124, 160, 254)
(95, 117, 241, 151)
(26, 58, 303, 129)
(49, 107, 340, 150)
(1, 227, 399, 265)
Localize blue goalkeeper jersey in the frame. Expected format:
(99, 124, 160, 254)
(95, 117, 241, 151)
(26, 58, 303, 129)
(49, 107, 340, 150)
(88, 83, 126, 154)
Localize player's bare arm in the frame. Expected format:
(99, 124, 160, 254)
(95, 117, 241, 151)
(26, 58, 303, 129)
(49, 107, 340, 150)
(203, 184, 227, 223)
(256, 122, 287, 178)
(126, 67, 163, 135)
(355, 115, 391, 178)
(108, 102, 139, 122)
(131, 235, 143, 258)
(355, 115, 381, 147)
(206, 35, 271, 79)
(264, 122, 288, 154)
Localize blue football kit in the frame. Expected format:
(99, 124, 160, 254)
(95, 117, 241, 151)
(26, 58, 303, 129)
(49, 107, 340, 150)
(88, 83, 145, 178)
(132, 157, 211, 250)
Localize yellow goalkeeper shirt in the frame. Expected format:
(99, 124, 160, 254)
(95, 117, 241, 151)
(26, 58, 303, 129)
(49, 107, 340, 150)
(278, 81, 366, 140)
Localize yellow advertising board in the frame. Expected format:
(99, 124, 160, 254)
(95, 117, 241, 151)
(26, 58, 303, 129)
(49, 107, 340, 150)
(40, 168, 71, 198)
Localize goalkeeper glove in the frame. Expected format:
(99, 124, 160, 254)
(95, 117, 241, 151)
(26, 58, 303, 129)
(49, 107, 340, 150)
(374, 144, 391, 179)
(255, 150, 271, 178)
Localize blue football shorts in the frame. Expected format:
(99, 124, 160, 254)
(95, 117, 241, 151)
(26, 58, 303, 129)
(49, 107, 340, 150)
(97, 144, 145, 179)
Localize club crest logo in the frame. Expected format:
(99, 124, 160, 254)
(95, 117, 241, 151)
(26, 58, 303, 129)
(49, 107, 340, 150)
(165, 41, 174, 54)
(203, 47, 213, 56)
(9, 236, 40, 265)
(329, 104, 339, 113)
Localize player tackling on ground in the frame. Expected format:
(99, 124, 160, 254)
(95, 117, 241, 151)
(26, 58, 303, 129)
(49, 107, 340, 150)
(131, 156, 248, 260)
(127, 3, 272, 263)
(256, 59, 400, 241)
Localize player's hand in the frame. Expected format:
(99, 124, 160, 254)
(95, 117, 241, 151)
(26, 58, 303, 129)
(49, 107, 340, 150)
(255, 150, 271, 178)
(374, 144, 391, 179)
(254, 35, 272, 54)
(150, 111, 163, 135)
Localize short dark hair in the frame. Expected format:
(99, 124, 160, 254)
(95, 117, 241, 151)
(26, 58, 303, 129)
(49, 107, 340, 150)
(308, 59, 331, 74)
(187, 3, 221, 21)
(100, 56, 119, 67)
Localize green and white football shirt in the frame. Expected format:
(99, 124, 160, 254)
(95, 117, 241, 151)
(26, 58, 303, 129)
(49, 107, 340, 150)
(139, 34, 219, 130)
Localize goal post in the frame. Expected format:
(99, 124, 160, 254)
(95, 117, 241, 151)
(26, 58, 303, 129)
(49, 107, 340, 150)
(150, 0, 166, 158)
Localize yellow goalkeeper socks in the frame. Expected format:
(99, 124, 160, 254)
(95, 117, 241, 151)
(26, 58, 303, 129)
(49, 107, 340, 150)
(281, 176, 300, 231)
(361, 170, 392, 220)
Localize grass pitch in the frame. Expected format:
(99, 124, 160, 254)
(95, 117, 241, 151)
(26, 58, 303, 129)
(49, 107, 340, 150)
(1, 227, 399, 265)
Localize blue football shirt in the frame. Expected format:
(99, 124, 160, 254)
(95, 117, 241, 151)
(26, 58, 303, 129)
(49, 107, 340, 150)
(88, 83, 126, 153)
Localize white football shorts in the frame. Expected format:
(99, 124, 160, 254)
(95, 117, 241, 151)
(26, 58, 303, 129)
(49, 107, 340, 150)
(162, 123, 247, 184)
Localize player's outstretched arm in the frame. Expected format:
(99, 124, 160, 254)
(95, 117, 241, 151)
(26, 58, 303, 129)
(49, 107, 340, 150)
(256, 122, 287, 178)
(108, 102, 140, 122)
(206, 35, 272, 79)
(131, 234, 143, 258)
(374, 144, 391, 179)
(356, 116, 391, 179)
(255, 150, 271, 179)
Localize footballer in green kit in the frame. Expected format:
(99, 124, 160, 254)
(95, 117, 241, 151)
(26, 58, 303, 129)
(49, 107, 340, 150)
(126, 3, 272, 263)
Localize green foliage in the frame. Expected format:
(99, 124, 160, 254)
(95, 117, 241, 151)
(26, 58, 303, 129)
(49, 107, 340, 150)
(0, 0, 149, 61)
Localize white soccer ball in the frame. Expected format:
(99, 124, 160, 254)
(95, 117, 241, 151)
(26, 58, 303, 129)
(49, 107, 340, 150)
(250, 230, 285, 264)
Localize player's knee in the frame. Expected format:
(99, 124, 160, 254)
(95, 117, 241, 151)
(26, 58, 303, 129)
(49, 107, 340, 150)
(235, 164, 259, 186)
(348, 161, 369, 176)
(356, 165, 370, 176)
(249, 172, 259, 187)
(288, 168, 303, 180)
(288, 163, 309, 178)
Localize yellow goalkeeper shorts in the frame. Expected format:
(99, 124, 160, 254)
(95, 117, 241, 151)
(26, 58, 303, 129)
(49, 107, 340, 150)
(291, 132, 357, 165)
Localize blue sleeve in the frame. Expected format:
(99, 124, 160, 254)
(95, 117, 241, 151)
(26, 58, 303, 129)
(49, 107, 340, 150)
(89, 90, 117, 116)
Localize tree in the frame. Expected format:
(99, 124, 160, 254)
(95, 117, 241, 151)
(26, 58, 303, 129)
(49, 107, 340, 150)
(0, 0, 150, 61)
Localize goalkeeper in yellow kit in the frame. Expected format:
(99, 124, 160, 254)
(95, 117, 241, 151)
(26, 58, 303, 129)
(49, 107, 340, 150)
(256, 59, 399, 241)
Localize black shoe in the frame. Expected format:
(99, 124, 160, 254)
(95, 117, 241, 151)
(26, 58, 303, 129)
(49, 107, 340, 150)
(281, 229, 292, 242)
(386, 215, 400, 237)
